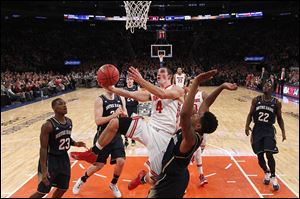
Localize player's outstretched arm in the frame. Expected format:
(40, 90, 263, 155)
(106, 86, 151, 102)
(128, 67, 184, 99)
(199, 82, 238, 114)
(245, 98, 256, 136)
(276, 100, 286, 141)
(180, 70, 218, 154)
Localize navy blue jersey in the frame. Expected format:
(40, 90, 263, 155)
(97, 94, 123, 132)
(124, 85, 139, 109)
(47, 117, 73, 156)
(253, 95, 277, 127)
(161, 130, 202, 175)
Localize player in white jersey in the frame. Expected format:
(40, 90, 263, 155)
(80, 66, 207, 190)
(173, 67, 187, 88)
(186, 78, 209, 186)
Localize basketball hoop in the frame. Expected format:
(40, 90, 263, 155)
(123, 1, 152, 33)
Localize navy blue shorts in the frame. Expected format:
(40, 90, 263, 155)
(251, 125, 278, 154)
(37, 153, 70, 194)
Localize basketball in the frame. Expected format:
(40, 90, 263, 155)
(97, 64, 120, 87)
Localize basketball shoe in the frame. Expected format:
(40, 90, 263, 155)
(109, 183, 122, 198)
(70, 149, 97, 164)
(73, 177, 85, 195)
(128, 170, 147, 190)
(263, 171, 271, 185)
(199, 174, 208, 186)
(271, 176, 280, 191)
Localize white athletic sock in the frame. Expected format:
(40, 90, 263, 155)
(96, 142, 103, 150)
(195, 148, 204, 175)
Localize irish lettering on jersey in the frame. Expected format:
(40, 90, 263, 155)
(253, 95, 277, 126)
(47, 117, 73, 155)
(97, 94, 123, 133)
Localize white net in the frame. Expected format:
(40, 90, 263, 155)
(123, 1, 152, 33)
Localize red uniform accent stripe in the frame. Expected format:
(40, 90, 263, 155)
(128, 118, 138, 138)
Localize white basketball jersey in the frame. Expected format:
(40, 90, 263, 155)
(174, 74, 186, 88)
(150, 85, 181, 134)
(177, 90, 203, 129)
(194, 91, 204, 112)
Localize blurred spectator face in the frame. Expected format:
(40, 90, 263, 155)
(282, 68, 285, 72)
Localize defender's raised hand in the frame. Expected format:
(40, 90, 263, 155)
(194, 69, 218, 84)
(222, 83, 238, 91)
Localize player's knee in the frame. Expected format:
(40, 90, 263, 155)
(93, 162, 104, 169)
(116, 158, 125, 167)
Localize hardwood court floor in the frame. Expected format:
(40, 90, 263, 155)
(1, 87, 299, 198)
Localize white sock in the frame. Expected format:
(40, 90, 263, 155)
(96, 142, 103, 150)
(197, 164, 203, 175)
(195, 148, 203, 175)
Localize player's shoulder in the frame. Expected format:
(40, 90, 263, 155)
(254, 95, 263, 101)
(42, 119, 54, 131)
(65, 116, 72, 123)
(94, 96, 104, 107)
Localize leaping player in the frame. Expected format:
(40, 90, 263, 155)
(72, 66, 187, 189)
(186, 77, 209, 186)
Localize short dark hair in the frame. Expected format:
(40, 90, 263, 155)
(200, 111, 218, 134)
(51, 98, 63, 109)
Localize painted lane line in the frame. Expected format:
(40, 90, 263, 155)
(94, 173, 107, 178)
(276, 174, 299, 198)
(261, 194, 274, 196)
(122, 179, 131, 182)
(227, 181, 236, 183)
(208, 144, 263, 198)
(247, 174, 258, 177)
(205, 173, 216, 178)
(79, 163, 85, 169)
(6, 172, 37, 198)
(225, 163, 232, 170)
